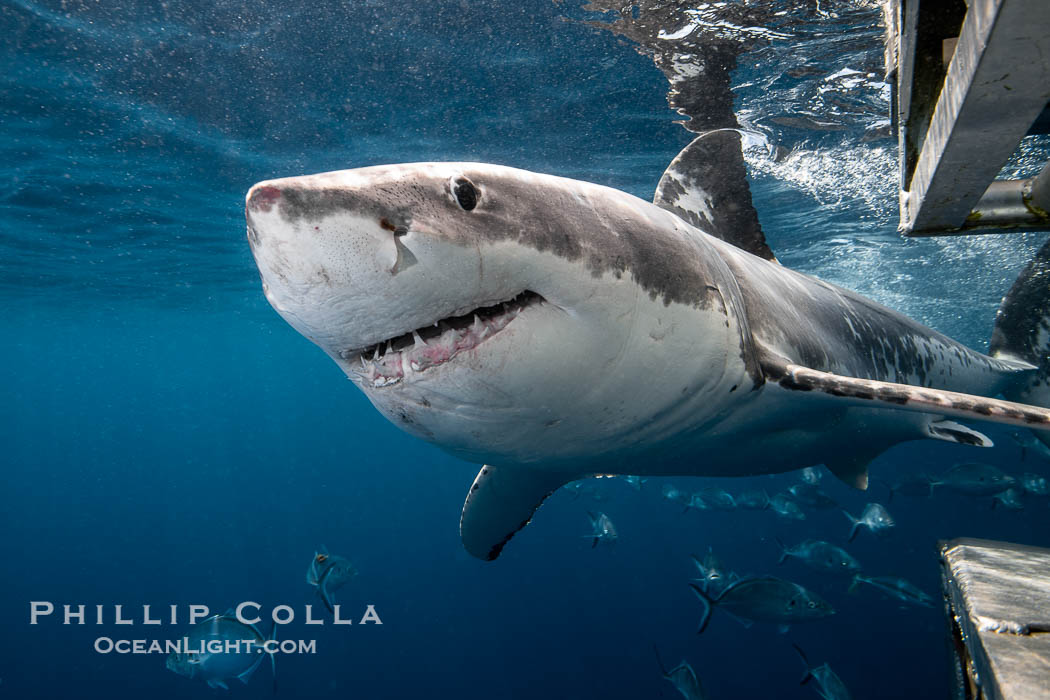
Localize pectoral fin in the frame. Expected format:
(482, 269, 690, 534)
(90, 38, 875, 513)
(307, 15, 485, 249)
(761, 357, 1050, 431)
(460, 466, 580, 561)
(824, 455, 871, 490)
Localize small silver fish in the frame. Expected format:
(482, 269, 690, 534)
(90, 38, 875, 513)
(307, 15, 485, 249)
(848, 574, 934, 607)
(586, 511, 617, 548)
(166, 612, 276, 691)
(734, 489, 770, 510)
(563, 481, 608, 502)
(1022, 472, 1049, 496)
(800, 467, 822, 485)
(842, 503, 893, 542)
(307, 546, 357, 614)
(662, 483, 686, 504)
(689, 576, 834, 632)
(697, 486, 736, 511)
(930, 462, 1016, 496)
(776, 539, 861, 575)
(654, 646, 707, 700)
(787, 483, 837, 510)
(794, 645, 852, 700)
(683, 491, 710, 512)
(691, 547, 738, 597)
(621, 475, 646, 491)
(771, 493, 806, 521)
(993, 488, 1024, 511)
(1010, 430, 1050, 462)
(881, 473, 932, 502)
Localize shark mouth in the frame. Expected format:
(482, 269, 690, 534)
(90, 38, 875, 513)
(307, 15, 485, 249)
(345, 290, 545, 388)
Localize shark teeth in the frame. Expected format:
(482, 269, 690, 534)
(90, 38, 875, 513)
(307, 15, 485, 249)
(347, 290, 544, 389)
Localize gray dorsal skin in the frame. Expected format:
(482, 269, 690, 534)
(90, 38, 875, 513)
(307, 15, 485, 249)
(654, 131, 775, 261)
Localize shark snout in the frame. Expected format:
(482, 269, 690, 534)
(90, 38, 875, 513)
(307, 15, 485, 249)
(246, 183, 283, 214)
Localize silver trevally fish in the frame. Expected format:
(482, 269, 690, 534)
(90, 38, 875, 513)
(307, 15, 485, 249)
(697, 486, 736, 511)
(1023, 472, 1049, 496)
(621, 475, 646, 491)
(662, 483, 686, 505)
(654, 646, 707, 700)
(565, 480, 609, 502)
(787, 482, 837, 509)
(770, 492, 806, 521)
(794, 645, 852, 700)
(683, 491, 710, 513)
(734, 488, 770, 510)
(691, 547, 738, 596)
(881, 473, 933, 501)
(930, 462, 1016, 496)
(776, 538, 861, 575)
(992, 487, 1024, 511)
(166, 612, 276, 691)
(1011, 430, 1050, 462)
(689, 577, 834, 633)
(848, 574, 934, 607)
(842, 503, 894, 542)
(586, 511, 617, 548)
(307, 546, 358, 614)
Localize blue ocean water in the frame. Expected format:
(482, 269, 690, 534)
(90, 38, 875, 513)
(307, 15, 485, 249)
(2, 0, 1049, 697)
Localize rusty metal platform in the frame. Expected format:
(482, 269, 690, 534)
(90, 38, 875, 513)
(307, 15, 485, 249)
(940, 538, 1050, 699)
(885, 0, 1050, 237)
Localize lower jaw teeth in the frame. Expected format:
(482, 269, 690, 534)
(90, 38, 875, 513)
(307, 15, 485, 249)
(353, 304, 524, 387)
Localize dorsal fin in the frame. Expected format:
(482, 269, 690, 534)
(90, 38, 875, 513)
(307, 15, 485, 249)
(654, 130, 776, 261)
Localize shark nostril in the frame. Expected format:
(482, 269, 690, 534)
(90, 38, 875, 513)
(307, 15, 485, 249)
(248, 185, 282, 213)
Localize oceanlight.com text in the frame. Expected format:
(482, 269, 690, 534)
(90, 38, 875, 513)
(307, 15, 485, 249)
(94, 638, 316, 655)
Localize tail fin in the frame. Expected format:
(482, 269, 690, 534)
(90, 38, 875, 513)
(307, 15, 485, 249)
(842, 510, 861, 542)
(774, 537, 788, 565)
(919, 472, 933, 498)
(653, 644, 670, 677)
(991, 237, 1050, 448)
(874, 477, 894, 504)
(690, 553, 709, 588)
(791, 644, 813, 685)
(317, 569, 335, 615)
(688, 583, 714, 634)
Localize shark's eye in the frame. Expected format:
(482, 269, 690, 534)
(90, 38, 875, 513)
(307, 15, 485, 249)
(317, 554, 327, 563)
(453, 178, 479, 211)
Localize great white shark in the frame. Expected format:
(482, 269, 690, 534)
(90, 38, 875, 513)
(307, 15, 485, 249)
(245, 132, 1050, 560)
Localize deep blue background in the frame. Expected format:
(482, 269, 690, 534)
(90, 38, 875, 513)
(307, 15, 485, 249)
(2, 0, 1049, 697)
